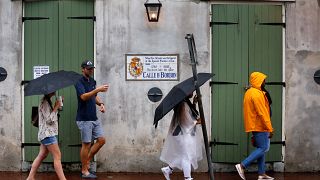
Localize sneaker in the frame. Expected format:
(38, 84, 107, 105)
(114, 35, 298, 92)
(185, 178, 193, 180)
(81, 172, 97, 179)
(161, 166, 172, 180)
(258, 175, 274, 180)
(235, 164, 246, 180)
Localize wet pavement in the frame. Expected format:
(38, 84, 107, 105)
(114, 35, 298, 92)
(1, 172, 320, 180)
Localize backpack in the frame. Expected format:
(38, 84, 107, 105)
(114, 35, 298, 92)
(31, 106, 39, 127)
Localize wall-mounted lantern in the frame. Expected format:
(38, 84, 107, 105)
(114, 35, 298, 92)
(144, 0, 162, 22)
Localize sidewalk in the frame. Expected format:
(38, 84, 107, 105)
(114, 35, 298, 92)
(2, 172, 320, 180)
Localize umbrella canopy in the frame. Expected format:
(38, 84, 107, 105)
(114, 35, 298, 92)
(154, 73, 213, 128)
(24, 70, 82, 96)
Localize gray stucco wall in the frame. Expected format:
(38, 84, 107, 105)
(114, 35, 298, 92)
(285, 0, 320, 172)
(0, 0, 22, 171)
(94, 0, 210, 172)
(1, 0, 320, 173)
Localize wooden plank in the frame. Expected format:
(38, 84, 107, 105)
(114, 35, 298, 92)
(248, 4, 283, 162)
(24, 0, 59, 162)
(212, 4, 248, 163)
(58, 0, 94, 162)
(211, 3, 283, 163)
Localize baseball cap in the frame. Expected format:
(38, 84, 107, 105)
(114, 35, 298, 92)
(81, 60, 95, 69)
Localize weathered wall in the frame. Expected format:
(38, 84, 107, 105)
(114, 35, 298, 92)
(1, 0, 320, 173)
(285, 0, 320, 172)
(0, 0, 22, 171)
(94, 0, 210, 172)
(95, 0, 320, 172)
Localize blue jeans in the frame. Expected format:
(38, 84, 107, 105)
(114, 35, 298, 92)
(241, 132, 270, 174)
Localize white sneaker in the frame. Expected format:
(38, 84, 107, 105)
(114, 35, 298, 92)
(235, 164, 246, 180)
(258, 175, 274, 180)
(161, 166, 172, 180)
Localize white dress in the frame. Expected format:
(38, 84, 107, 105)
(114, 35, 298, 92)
(160, 101, 203, 170)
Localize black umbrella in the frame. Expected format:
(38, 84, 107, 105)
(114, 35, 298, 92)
(24, 70, 82, 96)
(153, 72, 213, 128)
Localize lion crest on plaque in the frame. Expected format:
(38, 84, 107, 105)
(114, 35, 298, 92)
(129, 57, 143, 78)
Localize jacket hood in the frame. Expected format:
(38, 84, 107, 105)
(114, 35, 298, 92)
(249, 72, 267, 89)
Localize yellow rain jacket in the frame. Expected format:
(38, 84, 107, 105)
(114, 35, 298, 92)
(243, 72, 273, 132)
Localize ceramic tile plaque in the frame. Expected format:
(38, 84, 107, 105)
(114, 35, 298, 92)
(126, 54, 179, 81)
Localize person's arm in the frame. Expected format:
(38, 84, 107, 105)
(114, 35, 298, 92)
(196, 118, 202, 124)
(192, 95, 202, 124)
(252, 93, 273, 132)
(80, 84, 109, 101)
(96, 96, 105, 113)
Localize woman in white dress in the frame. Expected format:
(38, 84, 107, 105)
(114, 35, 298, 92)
(160, 94, 203, 180)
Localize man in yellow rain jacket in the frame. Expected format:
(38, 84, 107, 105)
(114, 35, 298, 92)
(235, 72, 274, 180)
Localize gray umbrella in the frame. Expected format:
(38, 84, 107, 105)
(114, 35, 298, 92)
(24, 70, 82, 96)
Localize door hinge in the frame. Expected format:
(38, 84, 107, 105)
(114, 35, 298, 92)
(21, 143, 40, 148)
(68, 144, 82, 147)
(22, 17, 49, 22)
(67, 16, 96, 21)
(21, 80, 30, 85)
(210, 81, 238, 86)
(258, 22, 286, 28)
(270, 141, 286, 146)
(210, 139, 238, 147)
(210, 21, 239, 27)
(265, 82, 286, 87)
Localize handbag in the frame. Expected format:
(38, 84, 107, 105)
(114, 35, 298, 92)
(31, 106, 39, 128)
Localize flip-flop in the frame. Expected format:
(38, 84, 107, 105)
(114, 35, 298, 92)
(81, 172, 97, 179)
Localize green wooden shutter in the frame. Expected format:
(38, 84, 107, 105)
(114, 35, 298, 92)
(211, 4, 283, 163)
(24, 0, 94, 163)
(58, 0, 94, 162)
(211, 4, 249, 163)
(24, 0, 59, 162)
(248, 5, 283, 162)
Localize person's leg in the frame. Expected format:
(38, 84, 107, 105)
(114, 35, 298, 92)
(47, 143, 66, 180)
(26, 144, 49, 180)
(161, 165, 173, 180)
(241, 132, 269, 169)
(77, 121, 94, 175)
(87, 120, 106, 169)
(257, 153, 266, 175)
(236, 132, 269, 180)
(81, 142, 92, 175)
(88, 137, 105, 162)
(257, 134, 273, 180)
(182, 160, 192, 179)
(256, 133, 269, 175)
(235, 163, 246, 180)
